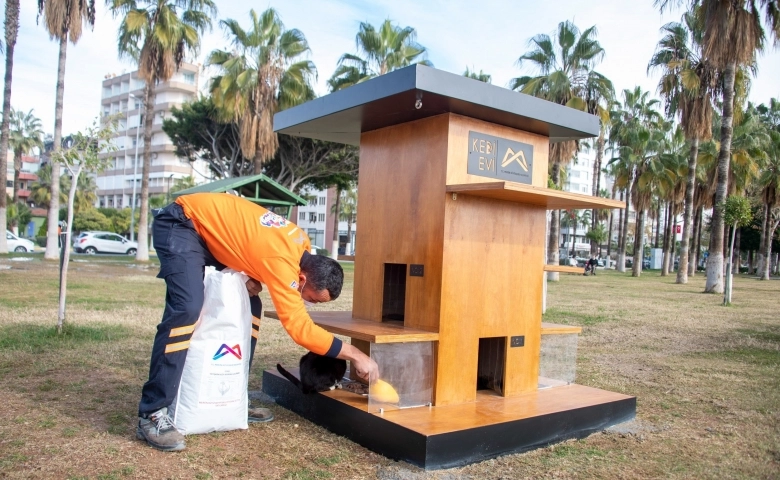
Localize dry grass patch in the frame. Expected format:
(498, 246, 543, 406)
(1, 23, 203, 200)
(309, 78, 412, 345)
(0, 256, 778, 479)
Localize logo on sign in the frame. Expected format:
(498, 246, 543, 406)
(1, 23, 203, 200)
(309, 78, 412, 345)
(467, 131, 534, 184)
(213, 343, 242, 360)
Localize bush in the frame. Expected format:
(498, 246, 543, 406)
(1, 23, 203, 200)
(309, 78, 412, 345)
(315, 248, 330, 256)
(35, 236, 47, 247)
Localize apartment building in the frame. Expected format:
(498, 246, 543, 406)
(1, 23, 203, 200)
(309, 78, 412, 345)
(560, 154, 598, 255)
(295, 186, 357, 255)
(96, 63, 209, 208)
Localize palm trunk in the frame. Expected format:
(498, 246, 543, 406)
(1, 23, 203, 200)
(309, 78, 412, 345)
(330, 187, 341, 260)
(0, 0, 19, 254)
(662, 202, 671, 276)
(617, 179, 636, 272)
(571, 218, 577, 258)
(705, 62, 736, 293)
(591, 131, 604, 256)
(760, 207, 778, 280)
(632, 209, 645, 277)
(12, 152, 21, 203)
(677, 139, 698, 283)
(135, 83, 154, 262)
(346, 214, 353, 255)
(756, 204, 768, 275)
(733, 228, 741, 270)
(547, 163, 562, 281)
(58, 166, 80, 333)
(45, 35, 68, 259)
(618, 188, 629, 272)
(654, 202, 661, 248)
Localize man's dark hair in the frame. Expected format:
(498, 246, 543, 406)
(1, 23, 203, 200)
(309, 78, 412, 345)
(300, 252, 344, 300)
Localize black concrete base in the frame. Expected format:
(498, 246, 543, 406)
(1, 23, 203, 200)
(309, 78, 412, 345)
(262, 370, 636, 470)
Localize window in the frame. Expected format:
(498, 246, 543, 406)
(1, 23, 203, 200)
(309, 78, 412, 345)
(299, 212, 305, 221)
(183, 72, 195, 85)
(109, 234, 124, 242)
(5, 180, 12, 188)
(581, 185, 588, 193)
(318, 213, 325, 222)
(308, 198, 317, 206)
(309, 212, 317, 222)
(319, 197, 326, 205)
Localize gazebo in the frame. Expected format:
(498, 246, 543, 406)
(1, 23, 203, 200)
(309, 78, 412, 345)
(171, 173, 306, 217)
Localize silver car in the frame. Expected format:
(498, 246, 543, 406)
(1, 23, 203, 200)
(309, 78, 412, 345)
(73, 231, 138, 255)
(5, 230, 35, 252)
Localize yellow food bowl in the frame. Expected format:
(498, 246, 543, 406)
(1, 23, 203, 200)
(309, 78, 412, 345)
(371, 379, 400, 403)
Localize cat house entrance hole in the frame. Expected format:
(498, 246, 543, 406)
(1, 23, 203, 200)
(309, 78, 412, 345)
(382, 263, 407, 323)
(477, 337, 506, 395)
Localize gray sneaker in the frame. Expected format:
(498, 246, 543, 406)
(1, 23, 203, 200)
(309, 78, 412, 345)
(136, 407, 185, 451)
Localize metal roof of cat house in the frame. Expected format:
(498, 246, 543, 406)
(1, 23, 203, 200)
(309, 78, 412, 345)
(274, 64, 600, 145)
(171, 174, 306, 208)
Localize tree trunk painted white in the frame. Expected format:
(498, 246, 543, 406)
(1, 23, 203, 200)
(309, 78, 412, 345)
(724, 224, 737, 305)
(632, 209, 645, 277)
(760, 213, 778, 280)
(58, 166, 81, 333)
(618, 185, 631, 273)
(705, 62, 736, 293)
(46, 35, 68, 260)
(0, 0, 20, 254)
(330, 187, 341, 260)
(547, 164, 561, 281)
(135, 84, 154, 261)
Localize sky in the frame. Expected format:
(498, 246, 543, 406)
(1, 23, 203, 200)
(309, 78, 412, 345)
(7, 0, 780, 137)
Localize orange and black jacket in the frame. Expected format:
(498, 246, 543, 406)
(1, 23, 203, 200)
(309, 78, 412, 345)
(176, 193, 342, 358)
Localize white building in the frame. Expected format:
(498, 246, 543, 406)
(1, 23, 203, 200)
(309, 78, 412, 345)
(295, 187, 357, 255)
(96, 63, 209, 208)
(560, 153, 597, 255)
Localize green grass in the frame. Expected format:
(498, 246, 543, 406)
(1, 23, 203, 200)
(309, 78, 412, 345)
(0, 323, 129, 351)
(705, 346, 780, 367)
(542, 307, 614, 326)
(736, 328, 780, 343)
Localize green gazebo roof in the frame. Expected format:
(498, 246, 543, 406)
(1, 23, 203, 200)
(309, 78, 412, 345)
(171, 174, 306, 208)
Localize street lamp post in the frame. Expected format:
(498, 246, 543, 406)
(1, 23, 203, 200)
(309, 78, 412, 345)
(129, 93, 141, 242)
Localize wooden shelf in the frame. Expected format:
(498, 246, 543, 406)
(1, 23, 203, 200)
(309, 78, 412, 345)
(541, 323, 582, 335)
(543, 265, 584, 274)
(446, 182, 625, 209)
(264, 311, 439, 344)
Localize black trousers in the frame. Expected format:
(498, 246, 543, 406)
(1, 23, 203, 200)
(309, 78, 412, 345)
(138, 202, 262, 416)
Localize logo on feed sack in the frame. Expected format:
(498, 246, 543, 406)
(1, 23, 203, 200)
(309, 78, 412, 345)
(213, 343, 242, 360)
(467, 131, 534, 184)
(259, 211, 288, 228)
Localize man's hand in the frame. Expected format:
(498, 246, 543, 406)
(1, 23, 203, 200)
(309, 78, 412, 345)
(245, 278, 263, 296)
(337, 343, 379, 382)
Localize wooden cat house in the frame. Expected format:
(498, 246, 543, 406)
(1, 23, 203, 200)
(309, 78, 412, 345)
(262, 65, 634, 469)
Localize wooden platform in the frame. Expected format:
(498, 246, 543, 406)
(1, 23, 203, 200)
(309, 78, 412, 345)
(446, 181, 625, 209)
(263, 368, 636, 469)
(265, 311, 579, 339)
(263, 311, 439, 343)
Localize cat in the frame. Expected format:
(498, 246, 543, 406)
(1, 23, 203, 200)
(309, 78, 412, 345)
(276, 351, 347, 394)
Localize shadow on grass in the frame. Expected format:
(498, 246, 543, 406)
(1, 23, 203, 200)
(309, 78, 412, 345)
(0, 322, 130, 351)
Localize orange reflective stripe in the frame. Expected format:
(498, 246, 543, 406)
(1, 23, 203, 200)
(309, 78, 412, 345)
(251, 330, 259, 339)
(252, 317, 262, 327)
(165, 340, 190, 353)
(169, 325, 196, 337)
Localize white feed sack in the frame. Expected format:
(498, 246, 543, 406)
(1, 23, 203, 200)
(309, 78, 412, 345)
(173, 268, 252, 435)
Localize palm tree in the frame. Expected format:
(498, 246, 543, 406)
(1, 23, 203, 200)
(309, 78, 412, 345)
(511, 20, 610, 280)
(108, 0, 216, 261)
(463, 67, 491, 83)
(29, 164, 68, 210)
(658, 0, 780, 293)
(758, 130, 780, 279)
(648, 12, 717, 283)
(327, 19, 431, 91)
(8, 108, 45, 202)
(61, 173, 98, 214)
(609, 87, 664, 276)
(37, 0, 96, 259)
(208, 8, 314, 175)
(562, 209, 591, 257)
(0, 0, 20, 254)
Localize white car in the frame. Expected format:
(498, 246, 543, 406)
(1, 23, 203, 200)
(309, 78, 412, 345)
(5, 230, 35, 252)
(73, 231, 138, 255)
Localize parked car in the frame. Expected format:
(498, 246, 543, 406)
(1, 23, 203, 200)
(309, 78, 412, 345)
(5, 230, 35, 252)
(73, 231, 138, 255)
